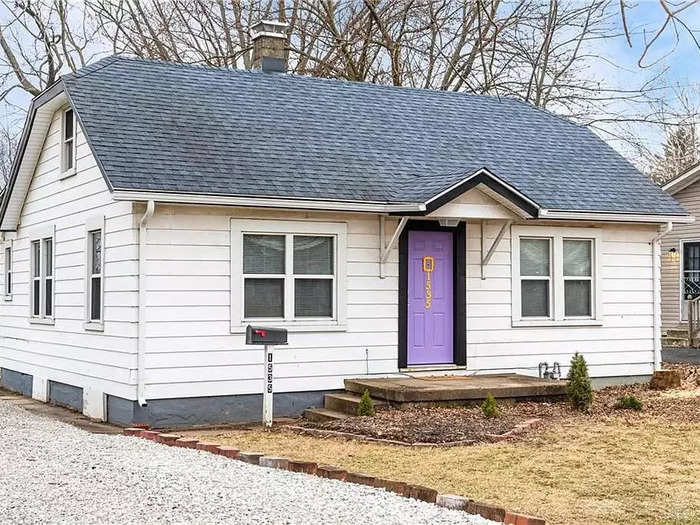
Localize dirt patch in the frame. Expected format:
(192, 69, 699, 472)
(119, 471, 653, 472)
(302, 406, 529, 443)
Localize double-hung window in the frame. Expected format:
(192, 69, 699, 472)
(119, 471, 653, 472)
(85, 216, 105, 330)
(231, 219, 347, 331)
(88, 229, 103, 322)
(512, 226, 601, 326)
(519, 238, 552, 318)
(563, 239, 593, 317)
(61, 108, 76, 178)
(4, 242, 12, 299)
(30, 231, 55, 322)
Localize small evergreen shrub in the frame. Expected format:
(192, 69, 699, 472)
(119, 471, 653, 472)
(357, 389, 375, 416)
(566, 352, 593, 411)
(614, 395, 642, 411)
(481, 393, 500, 418)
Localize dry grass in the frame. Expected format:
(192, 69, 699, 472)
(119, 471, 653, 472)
(186, 416, 700, 525)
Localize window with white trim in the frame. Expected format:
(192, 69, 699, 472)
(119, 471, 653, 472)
(88, 229, 103, 322)
(563, 239, 593, 317)
(519, 238, 552, 318)
(231, 219, 347, 331)
(512, 226, 601, 326)
(31, 234, 54, 320)
(4, 243, 12, 298)
(61, 108, 76, 176)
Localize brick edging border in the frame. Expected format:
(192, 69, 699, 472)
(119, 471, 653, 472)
(122, 427, 545, 525)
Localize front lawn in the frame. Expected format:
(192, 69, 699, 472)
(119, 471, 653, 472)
(184, 366, 700, 525)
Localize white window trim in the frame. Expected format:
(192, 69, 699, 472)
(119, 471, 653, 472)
(84, 215, 105, 331)
(511, 225, 603, 327)
(230, 218, 347, 333)
(29, 224, 56, 325)
(4, 239, 12, 301)
(60, 107, 77, 179)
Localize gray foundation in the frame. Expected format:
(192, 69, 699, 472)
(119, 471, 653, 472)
(0, 368, 33, 397)
(106, 390, 339, 428)
(591, 375, 652, 389)
(48, 380, 84, 412)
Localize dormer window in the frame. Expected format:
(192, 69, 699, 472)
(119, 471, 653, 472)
(61, 108, 76, 178)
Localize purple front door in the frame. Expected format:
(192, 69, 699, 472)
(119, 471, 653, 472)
(407, 230, 454, 366)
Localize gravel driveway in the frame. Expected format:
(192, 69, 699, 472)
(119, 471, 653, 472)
(0, 400, 495, 525)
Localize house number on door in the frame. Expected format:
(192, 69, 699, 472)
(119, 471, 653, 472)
(423, 256, 435, 309)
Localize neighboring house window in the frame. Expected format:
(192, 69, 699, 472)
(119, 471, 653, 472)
(61, 108, 76, 176)
(88, 229, 103, 322)
(4, 243, 12, 299)
(512, 226, 601, 326)
(231, 219, 347, 331)
(30, 232, 55, 321)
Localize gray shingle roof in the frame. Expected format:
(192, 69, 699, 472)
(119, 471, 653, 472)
(63, 56, 685, 215)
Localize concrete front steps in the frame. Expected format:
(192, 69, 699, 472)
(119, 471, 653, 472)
(303, 392, 388, 422)
(662, 328, 690, 347)
(303, 374, 566, 422)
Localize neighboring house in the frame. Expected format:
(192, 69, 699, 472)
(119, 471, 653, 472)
(661, 163, 700, 331)
(0, 22, 692, 427)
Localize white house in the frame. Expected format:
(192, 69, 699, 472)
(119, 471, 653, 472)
(0, 23, 692, 427)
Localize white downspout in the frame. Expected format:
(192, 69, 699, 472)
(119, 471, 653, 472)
(651, 222, 673, 372)
(137, 200, 155, 406)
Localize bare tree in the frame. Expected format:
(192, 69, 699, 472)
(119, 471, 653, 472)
(649, 124, 699, 183)
(0, 120, 18, 185)
(619, 0, 700, 68)
(0, 0, 100, 101)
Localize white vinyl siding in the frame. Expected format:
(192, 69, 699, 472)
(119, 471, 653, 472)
(470, 220, 655, 378)
(137, 195, 657, 401)
(0, 107, 138, 400)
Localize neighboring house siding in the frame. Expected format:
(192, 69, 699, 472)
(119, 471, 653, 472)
(141, 202, 657, 401)
(660, 183, 700, 327)
(0, 109, 138, 402)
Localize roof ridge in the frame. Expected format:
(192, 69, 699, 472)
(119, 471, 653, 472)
(95, 54, 526, 103)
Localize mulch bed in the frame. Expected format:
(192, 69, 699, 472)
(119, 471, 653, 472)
(300, 407, 527, 444)
(296, 363, 700, 444)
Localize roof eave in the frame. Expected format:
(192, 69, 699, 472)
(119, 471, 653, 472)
(539, 209, 694, 224)
(661, 163, 700, 195)
(110, 189, 427, 213)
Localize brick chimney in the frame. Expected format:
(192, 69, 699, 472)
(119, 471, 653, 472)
(251, 20, 289, 73)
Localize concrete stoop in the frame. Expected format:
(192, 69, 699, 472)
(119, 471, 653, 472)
(303, 374, 565, 422)
(662, 327, 690, 347)
(303, 392, 388, 421)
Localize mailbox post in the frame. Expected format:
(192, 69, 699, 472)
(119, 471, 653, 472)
(245, 325, 288, 427)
